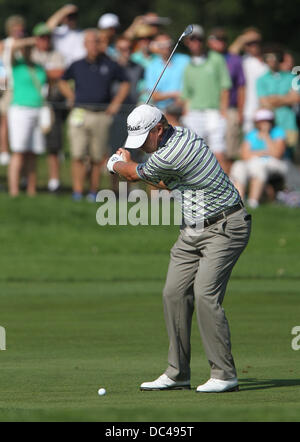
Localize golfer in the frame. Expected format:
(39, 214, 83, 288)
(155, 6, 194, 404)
(107, 104, 251, 393)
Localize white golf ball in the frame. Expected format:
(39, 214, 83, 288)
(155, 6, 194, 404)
(98, 388, 106, 396)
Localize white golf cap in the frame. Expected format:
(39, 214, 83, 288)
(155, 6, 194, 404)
(254, 109, 275, 122)
(124, 105, 163, 149)
(97, 13, 120, 29)
(190, 24, 205, 38)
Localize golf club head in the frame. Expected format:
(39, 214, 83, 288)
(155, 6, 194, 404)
(180, 24, 193, 40)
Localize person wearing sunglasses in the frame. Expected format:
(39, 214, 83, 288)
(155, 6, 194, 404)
(228, 28, 268, 134)
(144, 33, 189, 111)
(180, 25, 232, 173)
(207, 27, 246, 168)
(257, 44, 300, 160)
(46, 4, 86, 67)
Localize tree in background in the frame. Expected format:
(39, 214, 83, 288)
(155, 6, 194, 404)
(0, 0, 299, 61)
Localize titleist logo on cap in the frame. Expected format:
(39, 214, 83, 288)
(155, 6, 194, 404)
(127, 117, 158, 133)
(127, 124, 141, 131)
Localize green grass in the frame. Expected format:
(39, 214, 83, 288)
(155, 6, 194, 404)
(0, 188, 300, 422)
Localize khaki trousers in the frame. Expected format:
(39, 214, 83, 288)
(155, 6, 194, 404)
(163, 208, 251, 381)
(68, 108, 112, 162)
(225, 108, 242, 160)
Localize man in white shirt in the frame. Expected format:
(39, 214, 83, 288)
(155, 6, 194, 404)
(229, 28, 267, 133)
(97, 13, 120, 60)
(46, 4, 86, 67)
(242, 53, 267, 133)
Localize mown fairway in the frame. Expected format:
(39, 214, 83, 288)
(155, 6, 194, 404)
(0, 190, 299, 422)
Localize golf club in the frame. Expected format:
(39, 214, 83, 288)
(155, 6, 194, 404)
(145, 24, 193, 104)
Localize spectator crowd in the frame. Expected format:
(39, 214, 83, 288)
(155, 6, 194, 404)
(0, 4, 300, 207)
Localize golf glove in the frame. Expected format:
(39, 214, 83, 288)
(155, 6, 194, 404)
(107, 154, 123, 174)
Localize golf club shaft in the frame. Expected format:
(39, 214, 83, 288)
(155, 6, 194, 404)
(145, 39, 182, 105)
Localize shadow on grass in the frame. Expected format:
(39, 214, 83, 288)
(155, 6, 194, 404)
(239, 378, 300, 391)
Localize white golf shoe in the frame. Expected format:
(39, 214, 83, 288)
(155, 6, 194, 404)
(196, 377, 239, 393)
(140, 374, 190, 391)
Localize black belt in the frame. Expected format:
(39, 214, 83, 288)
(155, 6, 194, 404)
(203, 202, 244, 227)
(183, 201, 244, 229)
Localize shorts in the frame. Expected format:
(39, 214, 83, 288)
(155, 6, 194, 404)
(108, 105, 144, 162)
(285, 130, 298, 148)
(8, 105, 45, 154)
(242, 117, 254, 135)
(109, 105, 135, 154)
(230, 156, 288, 186)
(225, 108, 242, 160)
(45, 108, 64, 154)
(182, 109, 226, 154)
(68, 108, 112, 162)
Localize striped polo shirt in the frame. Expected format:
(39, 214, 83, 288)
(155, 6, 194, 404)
(136, 125, 241, 224)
